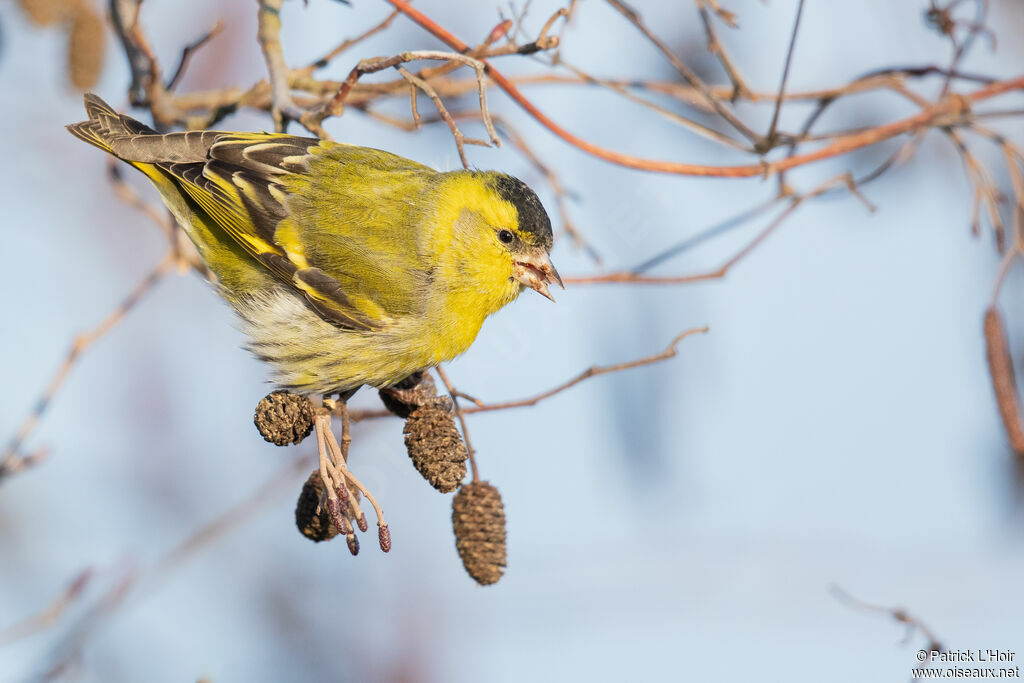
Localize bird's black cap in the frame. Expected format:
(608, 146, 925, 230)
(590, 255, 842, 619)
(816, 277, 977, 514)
(491, 174, 553, 250)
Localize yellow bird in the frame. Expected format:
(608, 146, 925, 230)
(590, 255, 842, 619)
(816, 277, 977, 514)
(67, 95, 561, 397)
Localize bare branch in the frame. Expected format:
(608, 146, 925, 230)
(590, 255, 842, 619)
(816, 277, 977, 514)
(1, 256, 176, 483)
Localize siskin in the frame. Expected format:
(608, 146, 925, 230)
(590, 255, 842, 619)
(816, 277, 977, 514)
(67, 95, 561, 397)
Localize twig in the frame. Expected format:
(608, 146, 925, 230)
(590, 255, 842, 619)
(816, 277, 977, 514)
(165, 21, 225, 92)
(42, 454, 308, 674)
(830, 584, 943, 653)
(564, 201, 799, 285)
(395, 65, 487, 168)
(630, 196, 783, 275)
(106, 161, 176, 243)
(568, 172, 874, 286)
(695, 0, 749, 101)
(604, 0, 760, 146)
(763, 0, 805, 150)
(459, 327, 709, 413)
(384, 0, 1024, 177)
(309, 50, 502, 149)
(348, 327, 709, 422)
(493, 116, 600, 262)
(1, 256, 176, 482)
(0, 569, 93, 644)
(435, 365, 479, 482)
(299, 9, 401, 74)
(555, 58, 751, 151)
(257, 0, 303, 132)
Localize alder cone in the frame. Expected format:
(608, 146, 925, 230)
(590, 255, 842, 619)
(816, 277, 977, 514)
(294, 471, 338, 542)
(403, 399, 467, 492)
(68, 7, 106, 90)
(451, 481, 507, 586)
(254, 390, 314, 446)
(379, 371, 437, 418)
(19, 0, 78, 26)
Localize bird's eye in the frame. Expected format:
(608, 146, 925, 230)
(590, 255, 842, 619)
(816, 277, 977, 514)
(498, 229, 515, 244)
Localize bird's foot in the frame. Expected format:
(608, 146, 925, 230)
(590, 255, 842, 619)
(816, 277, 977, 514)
(313, 399, 390, 554)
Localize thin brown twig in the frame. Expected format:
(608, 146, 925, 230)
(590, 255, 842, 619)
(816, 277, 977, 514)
(947, 130, 1005, 246)
(459, 327, 710, 413)
(695, 0, 749, 100)
(629, 196, 784, 275)
(165, 21, 225, 92)
(763, 0, 805, 149)
(42, 454, 309, 674)
(435, 365, 479, 483)
(106, 161, 176, 242)
(350, 327, 709, 422)
(564, 200, 800, 286)
(493, 116, 600, 263)
(309, 49, 503, 147)
(567, 172, 874, 286)
(1, 255, 176, 482)
(555, 58, 751, 151)
(395, 65, 489, 168)
(0, 569, 93, 644)
(385, 0, 1024, 177)
(257, 0, 303, 132)
(830, 584, 943, 652)
(604, 0, 760, 146)
(298, 9, 402, 75)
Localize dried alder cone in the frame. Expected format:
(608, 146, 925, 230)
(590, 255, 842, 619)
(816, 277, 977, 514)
(452, 481, 507, 586)
(254, 390, 315, 446)
(295, 470, 340, 542)
(381, 373, 469, 492)
(983, 307, 1024, 454)
(18, 0, 77, 26)
(68, 7, 106, 90)
(403, 399, 468, 493)
(18, 0, 106, 89)
(378, 371, 439, 418)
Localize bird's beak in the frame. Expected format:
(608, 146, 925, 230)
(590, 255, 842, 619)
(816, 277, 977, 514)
(513, 250, 563, 302)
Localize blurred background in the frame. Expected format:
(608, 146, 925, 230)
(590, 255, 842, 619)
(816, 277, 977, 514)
(2, 0, 1024, 681)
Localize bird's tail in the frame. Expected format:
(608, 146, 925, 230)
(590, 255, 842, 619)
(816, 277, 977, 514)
(65, 93, 156, 157)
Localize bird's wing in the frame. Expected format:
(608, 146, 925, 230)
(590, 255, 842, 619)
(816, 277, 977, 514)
(149, 133, 435, 330)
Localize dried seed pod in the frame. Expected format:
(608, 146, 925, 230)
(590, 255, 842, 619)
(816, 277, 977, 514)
(295, 471, 338, 543)
(451, 481, 507, 586)
(403, 398, 467, 492)
(254, 390, 314, 446)
(984, 307, 1024, 453)
(379, 371, 438, 418)
(18, 0, 78, 26)
(67, 6, 105, 90)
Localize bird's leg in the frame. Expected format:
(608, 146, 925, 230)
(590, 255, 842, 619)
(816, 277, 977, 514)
(336, 402, 369, 532)
(333, 397, 391, 552)
(314, 405, 353, 537)
(320, 397, 360, 553)
(314, 395, 392, 553)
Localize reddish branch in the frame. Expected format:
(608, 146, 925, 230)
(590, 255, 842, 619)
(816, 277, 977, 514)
(383, 0, 1024, 178)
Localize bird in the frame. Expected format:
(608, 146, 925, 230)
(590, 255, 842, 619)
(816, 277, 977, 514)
(67, 94, 561, 399)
